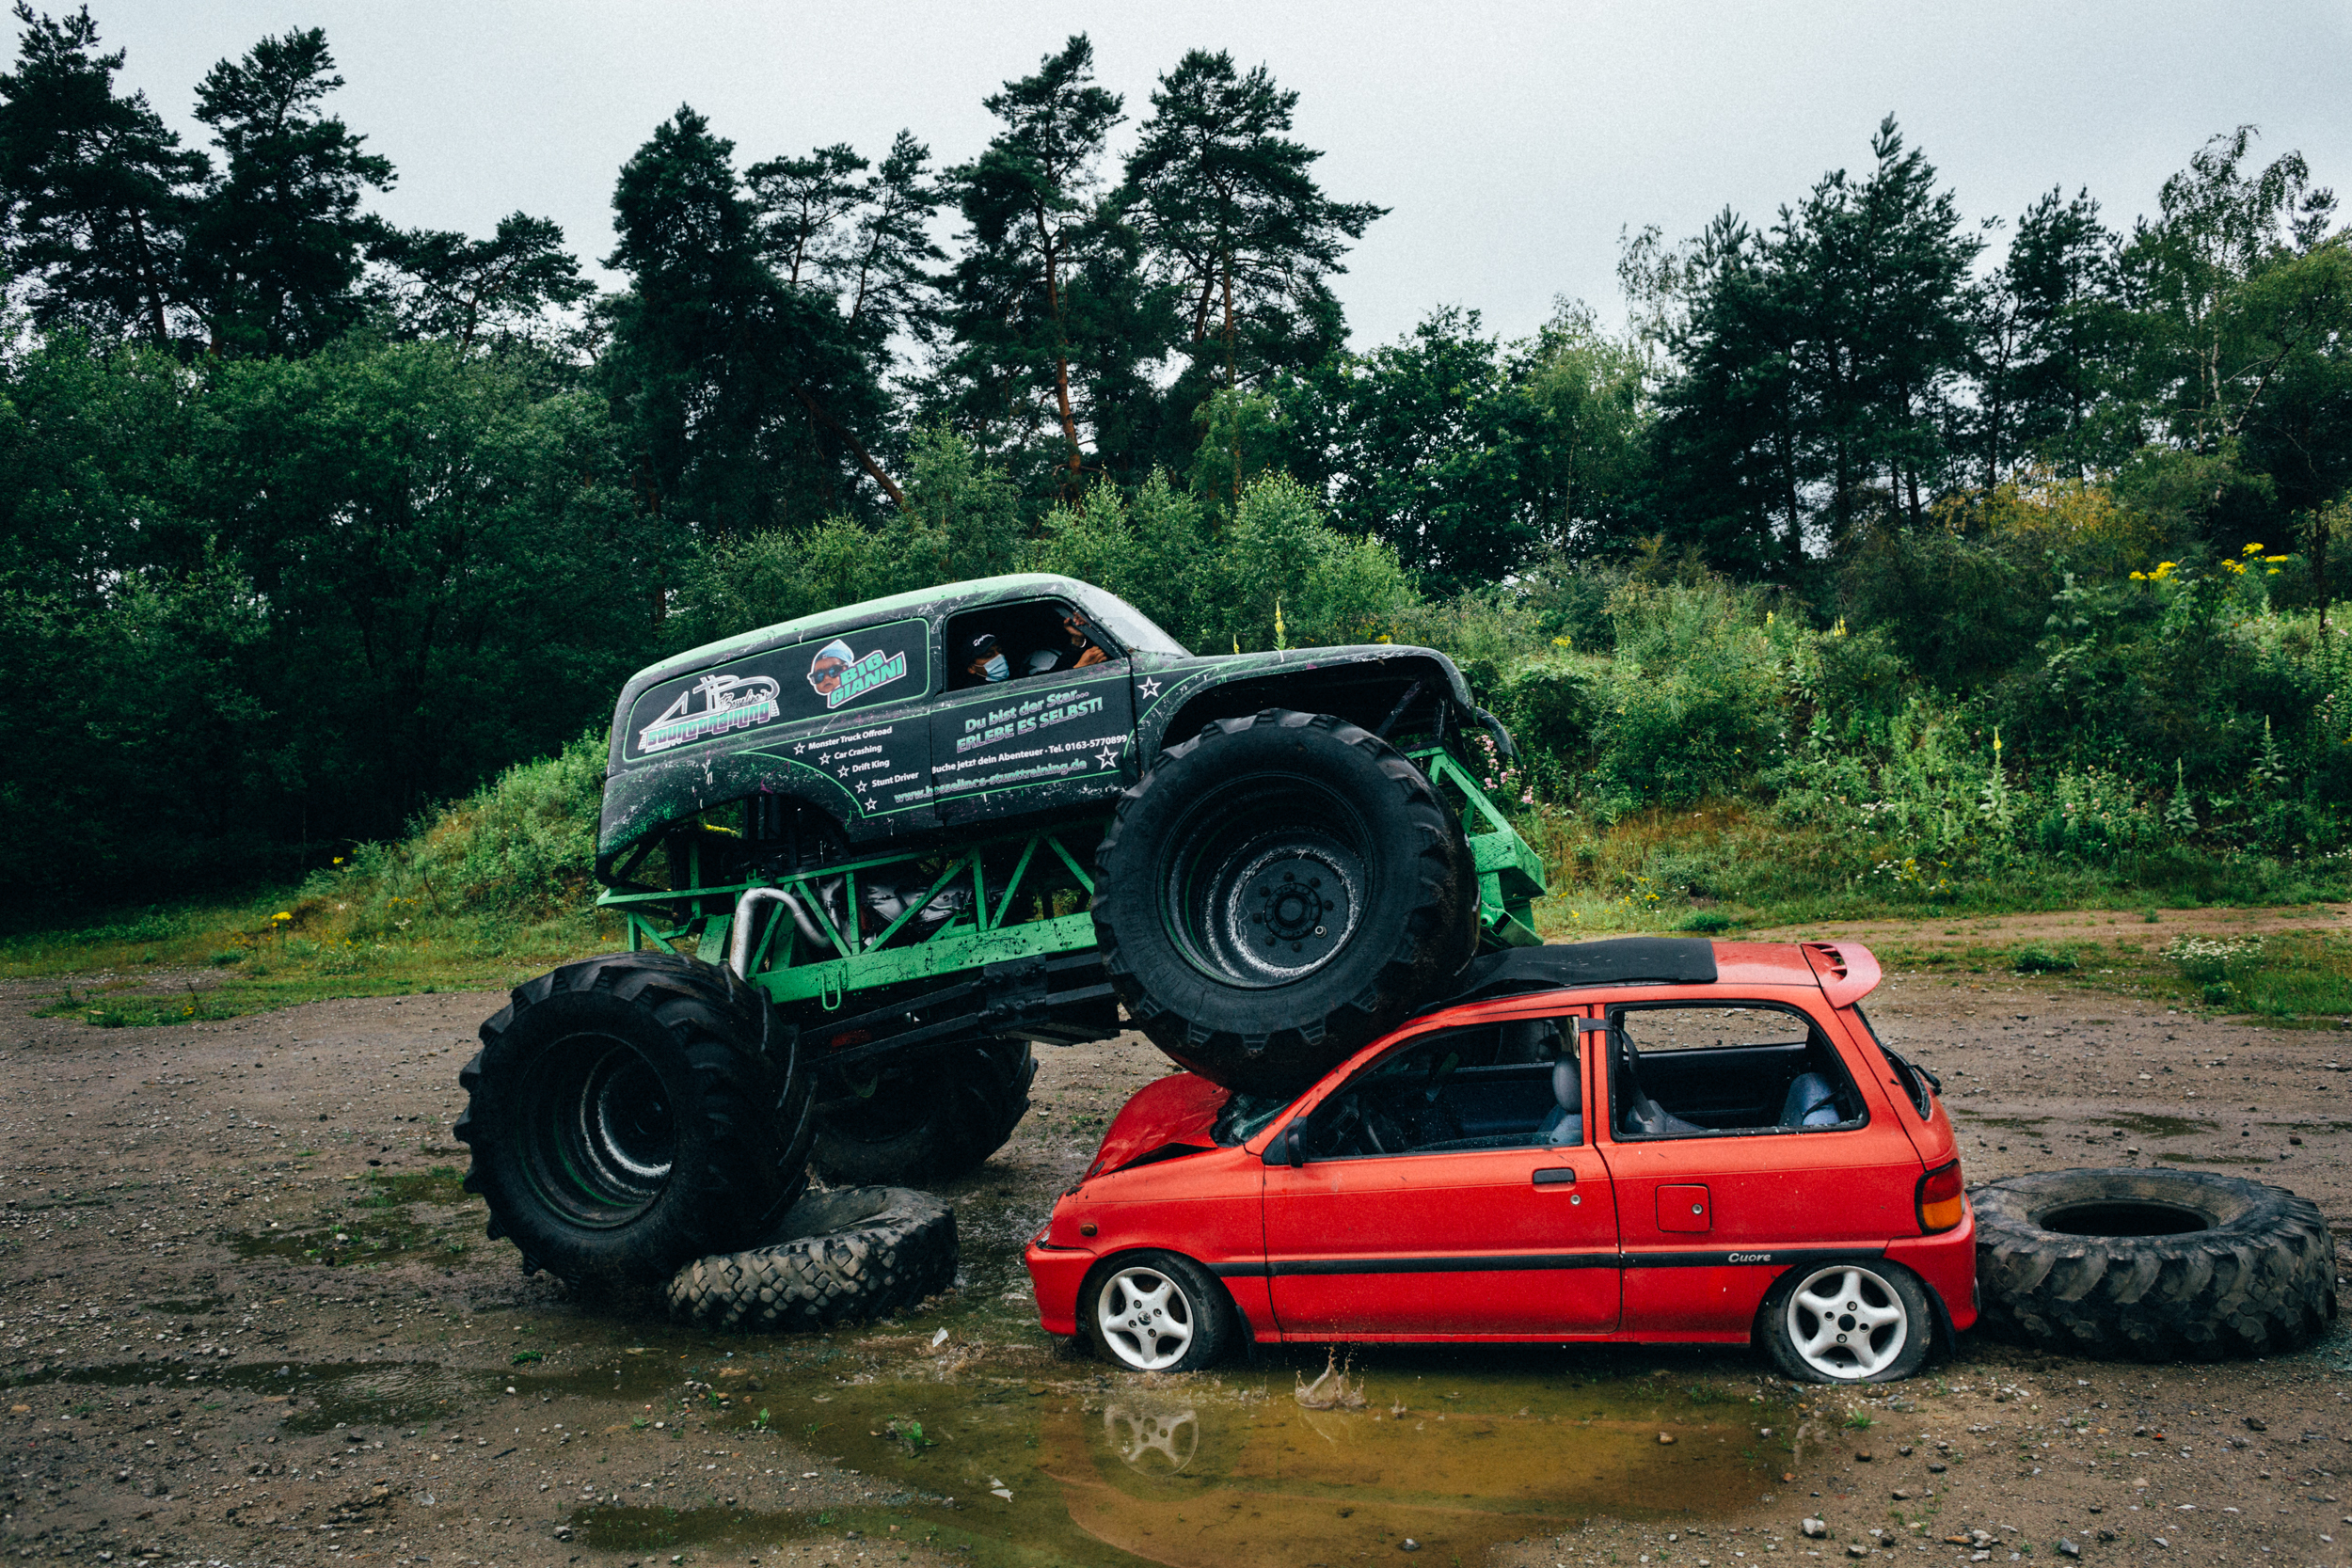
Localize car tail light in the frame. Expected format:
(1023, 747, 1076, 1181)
(1915, 1160, 1965, 1234)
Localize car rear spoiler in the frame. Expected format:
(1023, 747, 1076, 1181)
(1802, 941, 1883, 1008)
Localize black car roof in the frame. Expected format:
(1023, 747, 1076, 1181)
(1417, 938, 1719, 1014)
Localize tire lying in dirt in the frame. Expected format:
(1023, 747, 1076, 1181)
(809, 1038, 1036, 1186)
(454, 951, 815, 1288)
(1974, 1165, 2338, 1360)
(667, 1186, 958, 1332)
(1093, 708, 1477, 1096)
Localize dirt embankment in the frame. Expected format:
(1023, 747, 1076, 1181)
(2, 916, 2349, 1566)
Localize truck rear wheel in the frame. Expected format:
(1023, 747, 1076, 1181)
(809, 1038, 1037, 1186)
(455, 951, 814, 1287)
(1093, 708, 1476, 1095)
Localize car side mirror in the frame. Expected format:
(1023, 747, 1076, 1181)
(1284, 1126, 1305, 1167)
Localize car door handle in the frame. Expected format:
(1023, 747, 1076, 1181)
(1532, 1168, 1577, 1187)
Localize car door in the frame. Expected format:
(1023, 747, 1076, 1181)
(929, 597, 1136, 826)
(1260, 1012, 1620, 1338)
(1596, 995, 1921, 1336)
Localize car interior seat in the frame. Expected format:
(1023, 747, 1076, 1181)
(1611, 1030, 1707, 1138)
(1778, 1070, 1843, 1127)
(1535, 1041, 1582, 1145)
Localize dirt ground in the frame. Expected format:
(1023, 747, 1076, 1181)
(4, 911, 2351, 1568)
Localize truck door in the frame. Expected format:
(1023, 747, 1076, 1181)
(930, 597, 1136, 827)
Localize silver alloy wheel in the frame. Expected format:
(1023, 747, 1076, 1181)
(1784, 1263, 1910, 1380)
(1094, 1263, 1198, 1370)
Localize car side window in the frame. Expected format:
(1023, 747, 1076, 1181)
(1606, 1002, 1866, 1140)
(1298, 1016, 1583, 1159)
(943, 599, 1124, 689)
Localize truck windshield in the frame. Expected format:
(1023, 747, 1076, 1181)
(1084, 595, 1189, 657)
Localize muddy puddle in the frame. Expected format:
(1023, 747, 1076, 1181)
(222, 1165, 479, 1269)
(24, 1336, 1791, 1566)
(552, 1346, 1789, 1567)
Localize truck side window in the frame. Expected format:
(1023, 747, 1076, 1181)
(944, 600, 1122, 686)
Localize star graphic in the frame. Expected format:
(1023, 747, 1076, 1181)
(1136, 676, 1162, 701)
(1096, 741, 1124, 770)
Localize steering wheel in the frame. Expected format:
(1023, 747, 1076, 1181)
(1316, 1097, 1364, 1156)
(1362, 1104, 1412, 1154)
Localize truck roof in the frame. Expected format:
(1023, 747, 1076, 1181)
(622, 573, 1145, 693)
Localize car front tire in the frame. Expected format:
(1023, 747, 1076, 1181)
(1084, 1251, 1235, 1373)
(1761, 1259, 1934, 1384)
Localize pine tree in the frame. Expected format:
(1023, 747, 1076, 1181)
(1119, 49, 1382, 478)
(1979, 188, 2128, 480)
(378, 212, 590, 353)
(0, 3, 209, 344)
(602, 105, 898, 529)
(940, 35, 1146, 486)
(183, 27, 394, 356)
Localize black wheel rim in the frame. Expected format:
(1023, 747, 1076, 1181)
(1158, 774, 1369, 990)
(518, 1033, 675, 1227)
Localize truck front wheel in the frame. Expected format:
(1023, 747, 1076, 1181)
(455, 951, 814, 1287)
(1094, 708, 1475, 1095)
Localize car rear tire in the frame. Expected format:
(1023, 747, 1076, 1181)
(667, 1185, 958, 1333)
(1973, 1166, 2336, 1360)
(1084, 1251, 1235, 1373)
(1093, 708, 1477, 1096)
(1761, 1259, 1934, 1384)
(808, 1038, 1036, 1186)
(454, 951, 814, 1287)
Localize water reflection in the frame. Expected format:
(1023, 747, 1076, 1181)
(568, 1353, 1788, 1568)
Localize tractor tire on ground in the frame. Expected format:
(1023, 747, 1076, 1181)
(809, 1038, 1036, 1186)
(1092, 708, 1477, 1096)
(667, 1186, 959, 1332)
(454, 950, 814, 1289)
(1974, 1165, 2337, 1360)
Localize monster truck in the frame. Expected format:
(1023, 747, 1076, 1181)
(456, 573, 1547, 1285)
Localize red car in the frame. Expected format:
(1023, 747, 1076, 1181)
(1025, 938, 1972, 1385)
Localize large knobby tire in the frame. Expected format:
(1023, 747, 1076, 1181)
(1093, 709, 1477, 1095)
(667, 1186, 958, 1332)
(454, 951, 815, 1288)
(1974, 1166, 2338, 1360)
(809, 1038, 1036, 1186)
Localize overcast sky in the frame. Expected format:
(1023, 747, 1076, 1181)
(75, 0, 2352, 348)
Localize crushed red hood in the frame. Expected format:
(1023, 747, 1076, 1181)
(1084, 1071, 1231, 1179)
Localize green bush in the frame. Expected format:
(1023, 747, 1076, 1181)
(1585, 579, 1787, 815)
(323, 731, 607, 927)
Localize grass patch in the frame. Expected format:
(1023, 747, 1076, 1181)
(1528, 799, 2350, 938)
(6, 736, 620, 1021)
(18, 906, 619, 1024)
(2164, 932, 2352, 1022)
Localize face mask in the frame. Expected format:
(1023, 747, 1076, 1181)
(981, 653, 1009, 683)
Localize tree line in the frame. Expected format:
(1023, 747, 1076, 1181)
(1, 8, 2344, 907)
